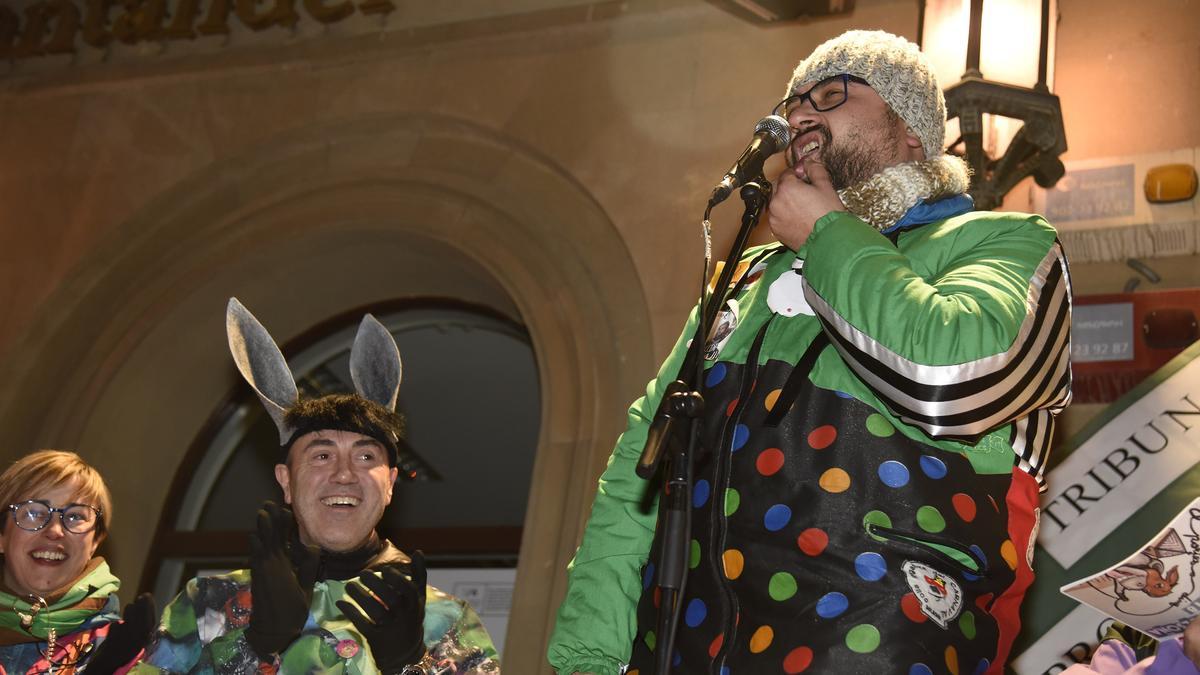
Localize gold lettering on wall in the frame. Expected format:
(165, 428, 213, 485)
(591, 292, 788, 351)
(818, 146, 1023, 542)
(9, 1, 80, 57)
(305, 0, 355, 24)
(235, 0, 298, 31)
(112, 0, 167, 44)
(2, 0, 397, 62)
(81, 0, 116, 48)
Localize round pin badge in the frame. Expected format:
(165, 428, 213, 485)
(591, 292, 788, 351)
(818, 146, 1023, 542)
(336, 638, 360, 659)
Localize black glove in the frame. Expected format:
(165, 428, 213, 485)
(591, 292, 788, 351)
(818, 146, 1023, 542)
(244, 501, 320, 660)
(336, 551, 427, 674)
(84, 593, 156, 675)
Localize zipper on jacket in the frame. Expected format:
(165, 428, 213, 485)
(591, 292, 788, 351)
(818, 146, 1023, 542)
(865, 523, 990, 578)
(711, 318, 772, 675)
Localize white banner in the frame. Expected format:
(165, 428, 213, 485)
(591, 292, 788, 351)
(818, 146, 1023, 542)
(1041, 353, 1200, 568)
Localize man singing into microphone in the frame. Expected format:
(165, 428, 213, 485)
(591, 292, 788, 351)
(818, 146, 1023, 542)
(548, 30, 1071, 674)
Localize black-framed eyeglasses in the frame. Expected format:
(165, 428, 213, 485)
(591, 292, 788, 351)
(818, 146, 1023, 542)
(7, 500, 102, 535)
(772, 74, 870, 119)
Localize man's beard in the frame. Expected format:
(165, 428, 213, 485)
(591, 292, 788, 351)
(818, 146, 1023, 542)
(799, 112, 907, 190)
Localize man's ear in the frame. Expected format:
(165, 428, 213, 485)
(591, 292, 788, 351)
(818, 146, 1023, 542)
(385, 466, 398, 505)
(274, 464, 293, 504)
(904, 127, 925, 156)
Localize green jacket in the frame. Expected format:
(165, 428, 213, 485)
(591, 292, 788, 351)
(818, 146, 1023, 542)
(547, 207, 1071, 674)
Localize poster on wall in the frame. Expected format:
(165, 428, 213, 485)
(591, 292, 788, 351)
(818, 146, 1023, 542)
(1015, 339, 1200, 673)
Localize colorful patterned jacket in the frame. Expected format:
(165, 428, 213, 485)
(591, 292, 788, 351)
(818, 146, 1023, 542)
(548, 203, 1072, 674)
(132, 542, 499, 675)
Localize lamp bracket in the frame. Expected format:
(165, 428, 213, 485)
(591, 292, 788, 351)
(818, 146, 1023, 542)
(943, 77, 1068, 210)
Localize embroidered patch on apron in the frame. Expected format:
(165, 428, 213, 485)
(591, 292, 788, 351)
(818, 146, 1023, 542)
(902, 561, 964, 628)
(1027, 508, 1040, 568)
(766, 259, 814, 317)
(704, 298, 739, 361)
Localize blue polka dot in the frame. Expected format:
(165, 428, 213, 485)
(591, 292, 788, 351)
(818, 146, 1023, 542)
(973, 659, 990, 675)
(919, 455, 948, 479)
(705, 363, 727, 388)
(764, 504, 792, 531)
(731, 424, 750, 452)
(878, 460, 910, 488)
(684, 598, 707, 627)
(835, 390, 854, 398)
(693, 479, 711, 508)
(909, 665, 934, 675)
(816, 591, 848, 618)
(854, 552, 887, 581)
(720, 668, 730, 675)
(673, 650, 682, 666)
(969, 544, 987, 569)
(642, 562, 655, 590)
(962, 544, 987, 581)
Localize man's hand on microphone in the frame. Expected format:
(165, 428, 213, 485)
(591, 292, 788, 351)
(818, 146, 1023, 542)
(767, 158, 846, 251)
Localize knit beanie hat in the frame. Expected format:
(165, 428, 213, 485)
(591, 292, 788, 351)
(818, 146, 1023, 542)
(786, 30, 945, 159)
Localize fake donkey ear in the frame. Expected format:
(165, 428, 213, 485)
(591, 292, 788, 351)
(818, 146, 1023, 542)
(349, 314, 402, 411)
(226, 298, 299, 444)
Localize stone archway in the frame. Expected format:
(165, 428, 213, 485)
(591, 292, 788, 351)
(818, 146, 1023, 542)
(0, 112, 653, 674)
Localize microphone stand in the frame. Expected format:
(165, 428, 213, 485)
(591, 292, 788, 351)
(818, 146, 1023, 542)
(642, 177, 773, 675)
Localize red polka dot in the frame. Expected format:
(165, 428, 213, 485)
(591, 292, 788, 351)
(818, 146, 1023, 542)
(756, 448, 785, 476)
(653, 587, 661, 608)
(783, 646, 814, 673)
(807, 425, 837, 449)
(708, 633, 724, 659)
(726, 398, 739, 416)
(901, 593, 927, 623)
(976, 593, 994, 611)
(797, 528, 828, 556)
(952, 493, 977, 522)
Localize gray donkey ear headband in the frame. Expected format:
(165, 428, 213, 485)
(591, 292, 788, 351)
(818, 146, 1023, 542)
(226, 298, 404, 465)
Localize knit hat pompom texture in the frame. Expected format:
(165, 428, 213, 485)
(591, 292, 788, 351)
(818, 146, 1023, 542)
(787, 30, 945, 159)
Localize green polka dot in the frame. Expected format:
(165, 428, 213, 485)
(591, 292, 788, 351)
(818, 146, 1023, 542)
(724, 488, 741, 516)
(845, 624, 881, 653)
(644, 630, 656, 651)
(959, 610, 976, 639)
(863, 510, 892, 542)
(917, 505, 947, 533)
(689, 539, 701, 569)
(865, 413, 895, 437)
(768, 572, 798, 601)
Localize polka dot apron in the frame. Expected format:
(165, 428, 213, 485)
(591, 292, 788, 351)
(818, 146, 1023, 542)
(627, 317, 1039, 675)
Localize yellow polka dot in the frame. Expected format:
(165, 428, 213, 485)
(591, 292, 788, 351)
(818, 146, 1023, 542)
(723, 549, 745, 580)
(819, 468, 851, 493)
(1000, 540, 1019, 570)
(627, 671, 639, 675)
(945, 645, 959, 675)
(750, 625, 774, 653)
(765, 388, 782, 411)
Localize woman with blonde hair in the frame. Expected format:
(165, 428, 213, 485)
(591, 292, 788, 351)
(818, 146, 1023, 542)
(0, 450, 153, 674)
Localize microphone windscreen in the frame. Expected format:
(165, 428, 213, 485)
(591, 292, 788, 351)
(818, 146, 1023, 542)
(755, 115, 792, 152)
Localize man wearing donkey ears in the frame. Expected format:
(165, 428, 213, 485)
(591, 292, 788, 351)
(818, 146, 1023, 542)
(132, 299, 500, 674)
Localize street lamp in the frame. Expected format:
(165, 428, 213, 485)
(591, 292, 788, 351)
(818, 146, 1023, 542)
(920, 0, 1068, 209)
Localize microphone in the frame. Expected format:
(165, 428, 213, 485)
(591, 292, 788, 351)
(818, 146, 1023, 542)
(709, 115, 792, 207)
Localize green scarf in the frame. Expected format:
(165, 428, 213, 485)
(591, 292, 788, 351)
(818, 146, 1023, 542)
(0, 558, 120, 643)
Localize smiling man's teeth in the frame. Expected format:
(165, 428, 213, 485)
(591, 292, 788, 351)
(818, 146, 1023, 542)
(31, 551, 65, 561)
(322, 496, 360, 506)
(801, 140, 820, 154)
